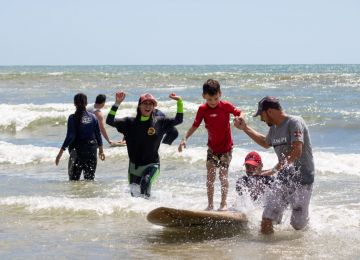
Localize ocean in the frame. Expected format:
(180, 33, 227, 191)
(0, 65, 359, 259)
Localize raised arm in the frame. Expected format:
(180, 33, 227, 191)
(168, 93, 184, 126)
(106, 91, 126, 128)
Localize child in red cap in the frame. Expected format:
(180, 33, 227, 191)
(236, 151, 273, 201)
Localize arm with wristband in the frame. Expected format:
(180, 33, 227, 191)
(106, 92, 126, 131)
(166, 93, 184, 126)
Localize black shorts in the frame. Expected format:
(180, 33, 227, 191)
(68, 144, 97, 181)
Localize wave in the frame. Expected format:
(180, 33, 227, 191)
(0, 101, 201, 132)
(0, 103, 72, 132)
(2, 101, 359, 133)
(163, 146, 360, 176)
(1, 141, 359, 176)
(0, 195, 153, 215)
(0, 141, 59, 164)
(0, 188, 208, 216)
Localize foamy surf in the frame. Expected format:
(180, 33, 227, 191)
(0, 101, 201, 132)
(0, 187, 208, 216)
(1, 141, 359, 176)
(0, 103, 73, 131)
(0, 141, 58, 164)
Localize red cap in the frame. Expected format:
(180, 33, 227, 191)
(139, 93, 157, 107)
(244, 151, 262, 167)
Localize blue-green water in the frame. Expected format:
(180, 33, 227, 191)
(0, 65, 359, 259)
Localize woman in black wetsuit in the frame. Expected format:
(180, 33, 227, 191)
(106, 91, 183, 198)
(55, 93, 105, 180)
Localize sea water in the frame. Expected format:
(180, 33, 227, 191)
(0, 65, 359, 259)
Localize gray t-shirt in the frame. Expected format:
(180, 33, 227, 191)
(266, 115, 314, 184)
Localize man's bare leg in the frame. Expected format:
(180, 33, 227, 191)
(261, 218, 274, 234)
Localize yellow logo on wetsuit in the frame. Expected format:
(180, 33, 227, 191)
(147, 127, 156, 135)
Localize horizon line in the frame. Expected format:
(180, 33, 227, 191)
(1, 63, 360, 67)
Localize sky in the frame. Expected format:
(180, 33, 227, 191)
(0, 0, 359, 65)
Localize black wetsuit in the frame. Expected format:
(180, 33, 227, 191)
(154, 109, 179, 145)
(61, 111, 102, 181)
(106, 102, 183, 197)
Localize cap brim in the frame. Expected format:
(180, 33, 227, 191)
(141, 99, 157, 107)
(253, 109, 261, 117)
(245, 160, 260, 167)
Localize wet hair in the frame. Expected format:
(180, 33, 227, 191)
(95, 94, 106, 104)
(203, 79, 221, 96)
(74, 93, 88, 129)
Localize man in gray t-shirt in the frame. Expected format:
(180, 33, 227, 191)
(266, 115, 314, 184)
(234, 96, 315, 234)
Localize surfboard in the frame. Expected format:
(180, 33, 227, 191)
(147, 207, 247, 227)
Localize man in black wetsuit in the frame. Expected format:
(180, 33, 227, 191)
(106, 92, 183, 198)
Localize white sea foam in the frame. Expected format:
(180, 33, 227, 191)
(0, 141, 59, 164)
(0, 103, 73, 131)
(311, 203, 360, 232)
(1, 141, 359, 176)
(0, 195, 147, 215)
(335, 109, 360, 118)
(314, 151, 360, 175)
(0, 188, 207, 216)
(47, 72, 64, 76)
(152, 85, 199, 92)
(0, 101, 200, 132)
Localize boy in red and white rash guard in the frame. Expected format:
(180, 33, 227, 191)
(178, 79, 243, 211)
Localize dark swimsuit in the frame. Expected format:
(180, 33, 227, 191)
(154, 109, 179, 145)
(62, 111, 102, 181)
